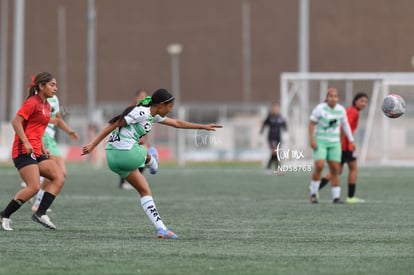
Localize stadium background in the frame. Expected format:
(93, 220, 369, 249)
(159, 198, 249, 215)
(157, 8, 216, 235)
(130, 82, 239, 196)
(1, 0, 414, 163)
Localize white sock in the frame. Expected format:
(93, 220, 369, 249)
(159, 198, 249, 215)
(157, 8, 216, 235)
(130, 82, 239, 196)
(331, 186, 341, 199)
(140, 196, 166, 230)
(145, 155, 158, 170)
(34, 177, 46, 206)
(310, 180, 320, 195)
(35, 189, 45, 206)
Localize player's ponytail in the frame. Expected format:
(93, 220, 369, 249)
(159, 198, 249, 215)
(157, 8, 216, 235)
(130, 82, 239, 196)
(26, 72, 54, 99)
(108, 105, 135, 124)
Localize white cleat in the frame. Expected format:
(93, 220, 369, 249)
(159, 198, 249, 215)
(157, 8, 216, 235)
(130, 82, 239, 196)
(32, 214, 56, 229)
(1, 217, 13, 231)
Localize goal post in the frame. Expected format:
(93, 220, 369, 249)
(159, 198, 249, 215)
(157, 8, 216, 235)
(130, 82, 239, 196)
(280, 72, 414, 165)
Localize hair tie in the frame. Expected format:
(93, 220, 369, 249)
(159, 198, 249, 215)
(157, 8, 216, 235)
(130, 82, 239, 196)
(28, 75, 39, 94)
(137, 96, 152, 106)
(28, 75, 35, 88)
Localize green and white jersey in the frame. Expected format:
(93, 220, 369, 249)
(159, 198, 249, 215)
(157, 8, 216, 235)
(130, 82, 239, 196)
(106, 105, 166, 150)
(45, 95, 60, 138)
(310, 102, 354, 143)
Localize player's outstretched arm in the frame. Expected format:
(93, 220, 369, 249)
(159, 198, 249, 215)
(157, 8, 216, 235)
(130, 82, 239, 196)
(160, 117, 223, 131)
(56, 112, 79, 140)
(81, 121, 122, 155)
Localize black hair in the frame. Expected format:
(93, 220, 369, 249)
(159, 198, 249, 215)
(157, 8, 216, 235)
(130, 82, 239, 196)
(135, 89, 175, 108)
(352, 92, 369, 106)
(151, 89, 175, 105)
(108, 88, 175, 126)
(27, 72, 54, 99)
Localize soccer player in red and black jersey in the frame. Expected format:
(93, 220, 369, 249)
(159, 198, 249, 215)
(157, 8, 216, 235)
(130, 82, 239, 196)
(0, 72, 65, 231)
(318, 92, 369, 203)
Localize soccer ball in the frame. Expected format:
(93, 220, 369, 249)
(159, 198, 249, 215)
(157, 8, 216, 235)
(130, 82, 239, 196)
(381, 94, 406, 118)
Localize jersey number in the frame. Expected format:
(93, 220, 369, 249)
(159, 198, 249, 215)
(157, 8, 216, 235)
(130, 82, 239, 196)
(108, 133, 120, 142)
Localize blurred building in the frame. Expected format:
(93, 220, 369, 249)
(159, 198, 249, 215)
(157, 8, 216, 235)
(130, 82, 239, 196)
(1, 0, 414, 116)
(1, 0, 414, 163)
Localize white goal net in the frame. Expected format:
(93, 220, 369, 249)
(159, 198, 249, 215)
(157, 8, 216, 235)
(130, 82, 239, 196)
(280, 72, 414, 165)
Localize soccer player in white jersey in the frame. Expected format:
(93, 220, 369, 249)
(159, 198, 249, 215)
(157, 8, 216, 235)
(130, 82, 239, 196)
(309, 87, 354, 204)
(318, 93, 369, 203)
(81, 89, 222, 238)
(118, 89, 150, 190)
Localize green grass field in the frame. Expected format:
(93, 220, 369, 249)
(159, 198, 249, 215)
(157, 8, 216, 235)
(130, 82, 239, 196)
(0, 163, 413, 275)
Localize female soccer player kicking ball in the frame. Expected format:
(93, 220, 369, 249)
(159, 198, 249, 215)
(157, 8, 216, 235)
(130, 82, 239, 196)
(81, 89, 222, 238)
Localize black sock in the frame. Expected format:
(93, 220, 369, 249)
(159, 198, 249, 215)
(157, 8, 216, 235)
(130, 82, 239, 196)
(319, 177, 329, 190)
(119, 177, 125, 186)
(1, 199, 25, 218)
(267, 154, 273, 169)
(272, 154, 279, 169)
(348, 183, 356, 198)
(36, 192, 56, 216)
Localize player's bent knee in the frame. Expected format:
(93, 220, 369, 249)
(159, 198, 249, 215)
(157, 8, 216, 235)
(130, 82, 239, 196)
(28, 185, 41, 194)
(55, 174, 65, 188)
(45, 172, 65, 188)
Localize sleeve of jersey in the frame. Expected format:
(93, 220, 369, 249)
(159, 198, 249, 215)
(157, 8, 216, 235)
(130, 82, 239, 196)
(309, 105, 320, 122)
(124, 107, 146, 125)
(341, 109, 355, 142)
(263, 116, 269, 126)
(16, 98, 36, 120)
(154, 115, 166, 123)
(347, 107, 358, 131)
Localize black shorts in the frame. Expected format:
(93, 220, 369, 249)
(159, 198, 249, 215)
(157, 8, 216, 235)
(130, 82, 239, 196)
(13, 153, 49, 170)
(341, 150, 357, 164)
